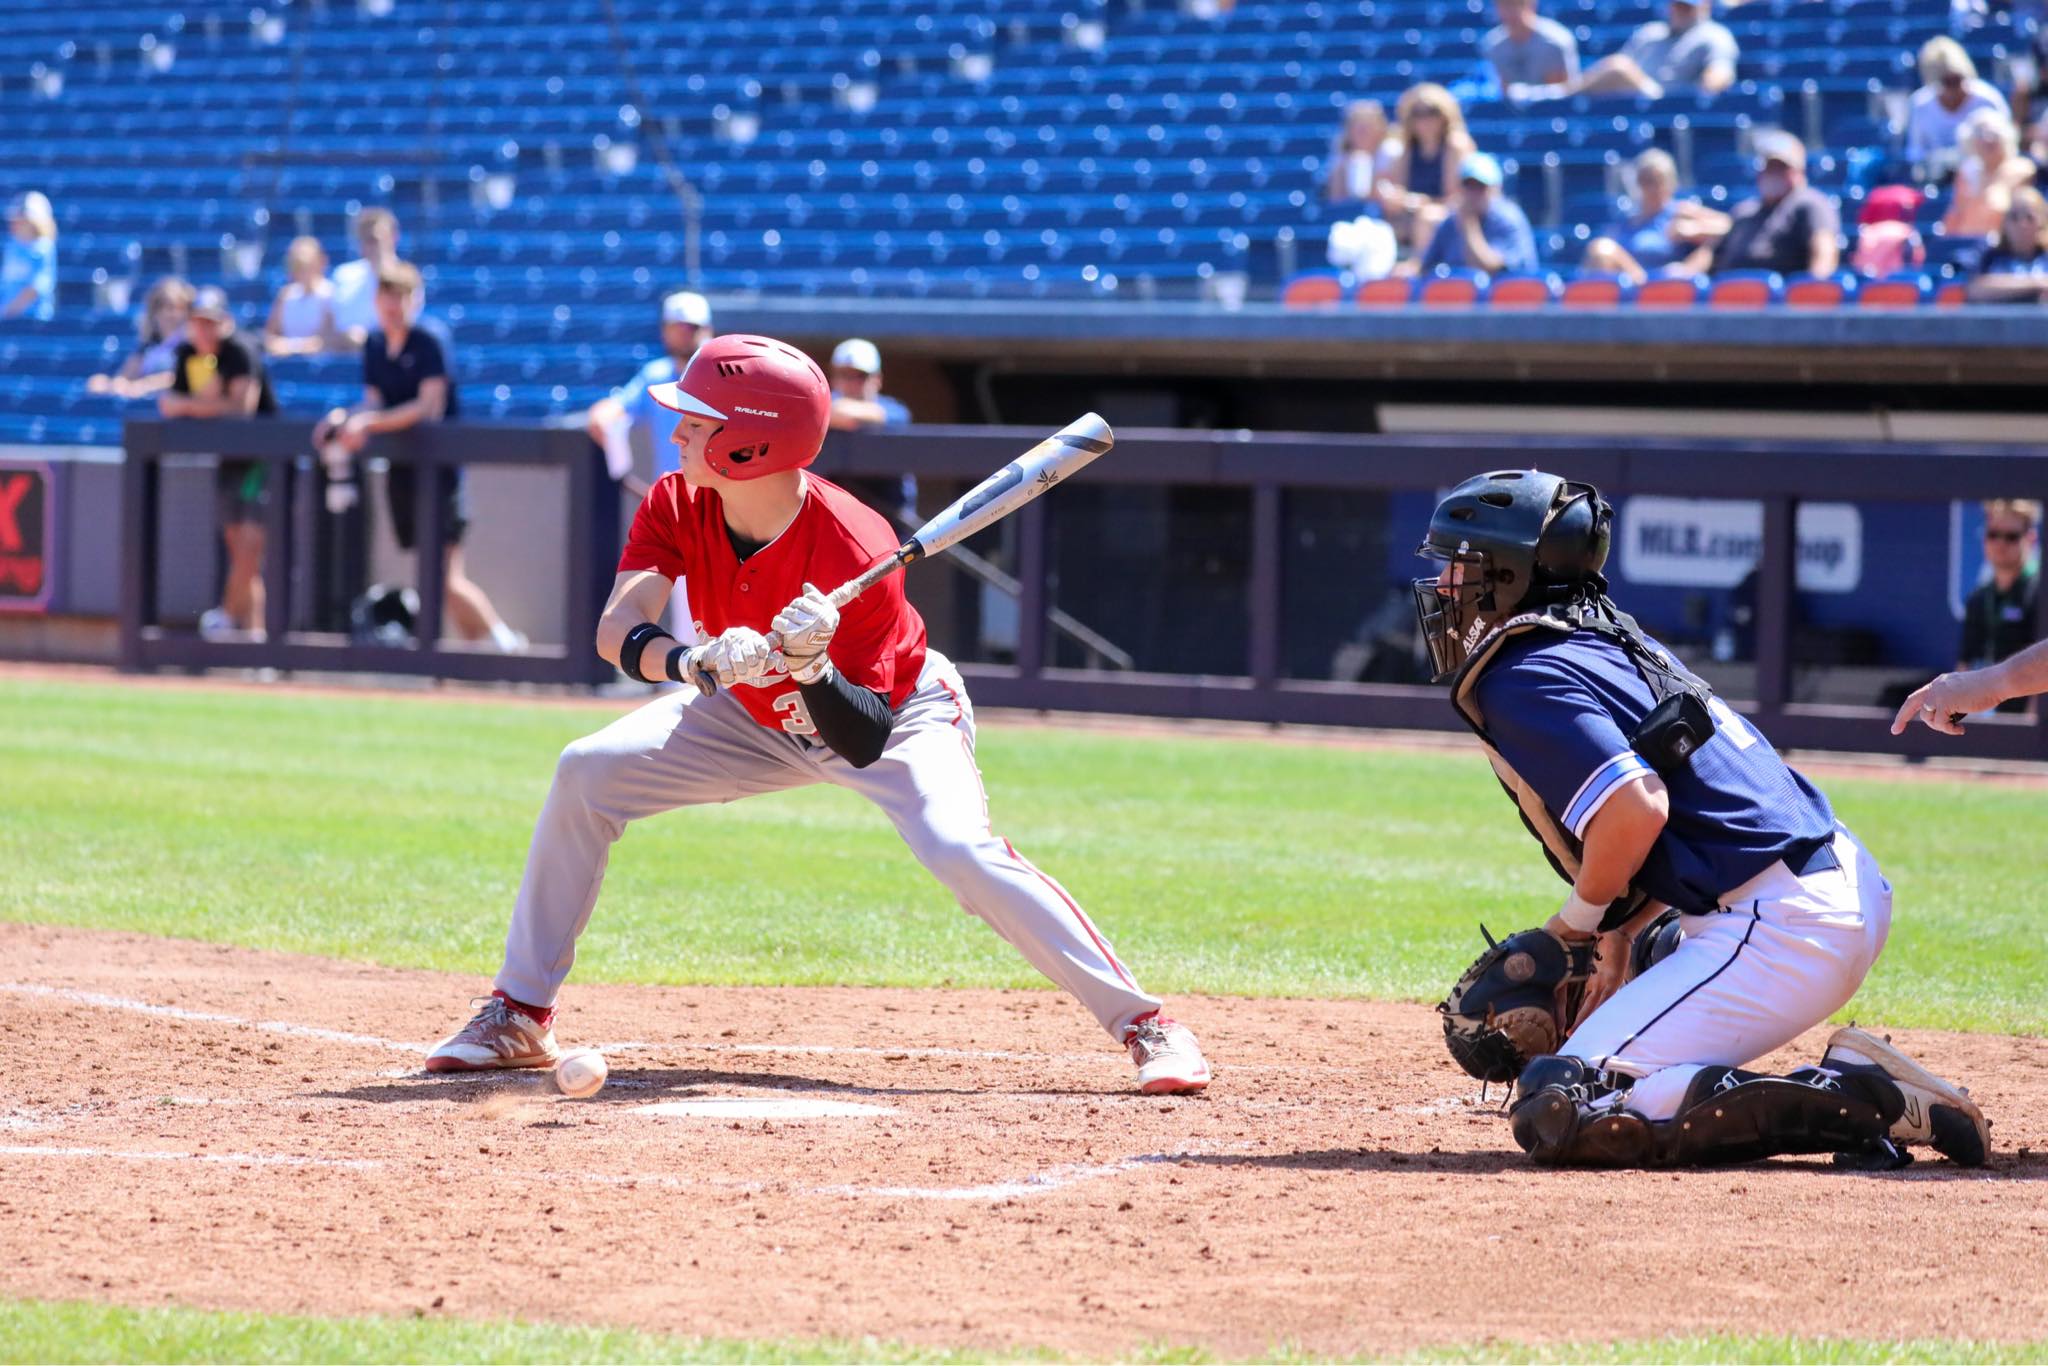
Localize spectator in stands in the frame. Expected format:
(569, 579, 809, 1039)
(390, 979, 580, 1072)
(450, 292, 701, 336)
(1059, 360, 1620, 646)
(1704, 132, 1840, 277)
(1956, 499, 2041, 715)
(87, 276, 192, 400)
(1325, 100, 1397, 204)
(1966, 185, 2048, 301)
(1581, 149, 1730, 282)
(1573, 0, 1739, 100)
(331, 207, 422, 346)
(264, 235, 339, 357)
(582, 289, 714, 499)
(826, 338, 912, 431)
(1941, 111, 2037, 239)
(311, 262, 525, 653)
(1907, 38, 2010, 178)
(1482, 0, 1581, 102)
(1411, 152, 1538, 276)
(1379, 84, 1478, 253)
(158, 287, 278, 639)
(2, 190, 58, 320)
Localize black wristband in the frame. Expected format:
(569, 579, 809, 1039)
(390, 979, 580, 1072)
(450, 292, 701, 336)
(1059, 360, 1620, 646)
(618, 622, 674, 684)
(662, 644, 692, 684)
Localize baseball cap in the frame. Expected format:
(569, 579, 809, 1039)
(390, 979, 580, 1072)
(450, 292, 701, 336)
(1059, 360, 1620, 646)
(1753, 130, 1807, 171)
(1457, 152, 1503, 188)
(830, 337, 882, 374)
(5, 190, 50, 221)
(662, 290, 712, 328)
(189, 286, 233, 322)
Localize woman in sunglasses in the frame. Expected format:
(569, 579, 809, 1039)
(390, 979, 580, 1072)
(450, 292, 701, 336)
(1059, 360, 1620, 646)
(1894, 499, 2045, 733)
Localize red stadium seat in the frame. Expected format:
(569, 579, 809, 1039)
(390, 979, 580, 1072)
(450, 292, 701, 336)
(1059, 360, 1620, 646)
(1707, 272, 1783, 308)
(1487, 273, 1559, 309)
(1561, 276, 1627, 309)
(1280, 273, 1346, 309)
(1355, 277, 1416, 307)
(1418, 273, 1483, 308)
(1860, 274, 1930, 308)
(1934, 281, 1968, 308)
(1784, 276, 1851, 308)
(1635, 277, 1706, 310)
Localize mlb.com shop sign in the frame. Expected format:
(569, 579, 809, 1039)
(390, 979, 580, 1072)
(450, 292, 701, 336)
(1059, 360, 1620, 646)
(0, 463, 52, 610)
(1617, 496, 1862, 593)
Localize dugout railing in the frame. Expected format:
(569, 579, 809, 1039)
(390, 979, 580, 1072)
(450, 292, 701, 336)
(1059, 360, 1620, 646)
(813, 426, 2048, 763)
(120, 418, 619, 686)
(117, 419, 2048, 760)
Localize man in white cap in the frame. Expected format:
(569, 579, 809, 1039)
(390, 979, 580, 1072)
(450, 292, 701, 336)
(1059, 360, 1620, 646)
(826, 337, 911, 432)
(826, 337, 915, 521)
(585, 290, 713, 499)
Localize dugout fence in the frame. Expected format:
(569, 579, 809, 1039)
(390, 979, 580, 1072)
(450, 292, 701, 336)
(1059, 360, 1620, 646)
(113, 419, 2048, 760)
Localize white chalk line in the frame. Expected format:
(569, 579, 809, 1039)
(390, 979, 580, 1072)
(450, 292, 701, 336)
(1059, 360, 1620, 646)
(2, 978, 1348, 1080)
(0, 1139, 1213, 1202)
(0, 983, 428, 1055)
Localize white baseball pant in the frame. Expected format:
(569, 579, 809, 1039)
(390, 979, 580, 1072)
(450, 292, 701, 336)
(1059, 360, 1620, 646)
(1563, 825, 1893, 1121)
(494, 650, 1163, 1037)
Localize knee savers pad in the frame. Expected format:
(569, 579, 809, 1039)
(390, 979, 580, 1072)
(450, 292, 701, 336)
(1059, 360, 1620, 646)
(1628, 907, 1685, 980)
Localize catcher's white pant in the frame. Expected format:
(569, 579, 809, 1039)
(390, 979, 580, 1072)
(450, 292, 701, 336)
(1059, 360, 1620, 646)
(1563, 825, 1893, 1121)
(494, 649, 1162, 1038)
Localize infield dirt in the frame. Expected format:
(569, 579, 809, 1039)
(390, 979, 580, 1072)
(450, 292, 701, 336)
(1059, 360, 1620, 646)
(3, 923, 2045, 1358)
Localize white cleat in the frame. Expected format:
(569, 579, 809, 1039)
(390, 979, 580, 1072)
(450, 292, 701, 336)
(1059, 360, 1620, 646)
(1125, 1015, 1211, 1095)
(425, 995, 561, 1074)
(1822, 1027, 1989, 1166)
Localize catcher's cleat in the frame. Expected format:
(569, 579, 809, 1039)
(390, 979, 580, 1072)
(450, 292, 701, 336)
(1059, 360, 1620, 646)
(1822, 1028, 1989, 1166)
(1125, 1014, 1211, 1095)
(425, 993, 561, 1073)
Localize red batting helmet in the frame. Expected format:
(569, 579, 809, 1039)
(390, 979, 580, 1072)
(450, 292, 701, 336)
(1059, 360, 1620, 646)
(648, 333, 831, 481)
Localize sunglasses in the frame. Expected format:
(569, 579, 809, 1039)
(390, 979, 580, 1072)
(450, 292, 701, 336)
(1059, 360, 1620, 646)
(1985, 529, 2028, 542)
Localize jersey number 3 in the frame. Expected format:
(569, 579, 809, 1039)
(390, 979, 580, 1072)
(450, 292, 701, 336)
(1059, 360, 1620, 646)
(773, 690, 818, 737)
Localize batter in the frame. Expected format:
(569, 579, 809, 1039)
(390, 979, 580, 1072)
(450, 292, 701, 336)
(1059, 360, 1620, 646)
(425, 333, 1210, 1095)
(1421, 470, 1987, 1167)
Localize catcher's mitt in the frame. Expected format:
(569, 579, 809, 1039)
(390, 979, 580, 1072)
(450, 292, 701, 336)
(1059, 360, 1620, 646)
(1439, 925, 1600, 1082)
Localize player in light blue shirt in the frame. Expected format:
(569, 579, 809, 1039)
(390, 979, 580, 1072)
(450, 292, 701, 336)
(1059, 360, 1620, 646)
(585, 290, 713, 497)
(1420, 470, 1987, 1170)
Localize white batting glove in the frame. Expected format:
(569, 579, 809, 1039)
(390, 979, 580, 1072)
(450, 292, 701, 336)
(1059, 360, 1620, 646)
(773, 582, 839, 684)
(702, 627, 778, 689)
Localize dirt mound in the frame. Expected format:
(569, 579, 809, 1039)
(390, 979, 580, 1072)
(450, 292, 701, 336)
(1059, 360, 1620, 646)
(2, 924, 2043, 1357)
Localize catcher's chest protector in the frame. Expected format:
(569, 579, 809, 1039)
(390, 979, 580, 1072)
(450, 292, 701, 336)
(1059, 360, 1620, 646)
(1449, 612, 1602, 893)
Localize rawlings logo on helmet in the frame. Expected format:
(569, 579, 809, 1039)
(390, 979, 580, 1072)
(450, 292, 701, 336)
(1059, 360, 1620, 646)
(732, 405, 781, 418)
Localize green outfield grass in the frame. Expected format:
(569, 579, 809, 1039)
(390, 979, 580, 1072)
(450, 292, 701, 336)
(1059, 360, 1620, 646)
(3, 675, 2044, 1034)
(3, 1300, 2045, 1365)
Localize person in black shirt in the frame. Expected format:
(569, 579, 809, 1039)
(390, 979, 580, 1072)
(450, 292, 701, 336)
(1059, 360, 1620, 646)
(159, 286, 276, 638)
(1956, 498, 2040, 714)
(312, 262, 523, 652)
(1705, 132, 1841, 279)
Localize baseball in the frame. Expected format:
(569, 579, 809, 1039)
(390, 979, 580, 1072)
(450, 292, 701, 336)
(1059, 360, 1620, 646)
(552, 1048, 608, 1099)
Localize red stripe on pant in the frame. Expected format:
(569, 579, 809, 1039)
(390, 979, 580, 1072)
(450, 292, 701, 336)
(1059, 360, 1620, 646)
(1002, 837, 1139, 989)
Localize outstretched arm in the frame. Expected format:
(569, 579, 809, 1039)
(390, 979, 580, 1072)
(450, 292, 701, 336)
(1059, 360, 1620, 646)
(1893, 640, 2048, 734)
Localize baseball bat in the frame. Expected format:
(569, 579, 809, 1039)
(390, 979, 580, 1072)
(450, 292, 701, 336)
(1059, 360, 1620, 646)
(685, 412, 1115, 695)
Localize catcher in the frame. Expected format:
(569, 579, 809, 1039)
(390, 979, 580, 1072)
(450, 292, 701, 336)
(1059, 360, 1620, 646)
(1425, 470, 1988, 1168)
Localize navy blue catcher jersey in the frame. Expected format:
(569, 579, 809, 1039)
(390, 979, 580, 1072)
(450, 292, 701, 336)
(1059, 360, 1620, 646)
(1472, 626, 1836, 913)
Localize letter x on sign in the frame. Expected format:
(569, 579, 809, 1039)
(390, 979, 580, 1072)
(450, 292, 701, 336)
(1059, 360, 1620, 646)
(0, 474, 30, 553)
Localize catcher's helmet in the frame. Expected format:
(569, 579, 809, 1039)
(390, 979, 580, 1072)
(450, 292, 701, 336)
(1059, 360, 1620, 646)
(648, 333, 831, 481)
(1412, 469, 1612, 679)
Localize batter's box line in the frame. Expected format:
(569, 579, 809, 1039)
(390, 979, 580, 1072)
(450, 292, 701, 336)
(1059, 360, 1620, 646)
(1, 981, 1347, 1078)
(0, 1141, 1239, 1203)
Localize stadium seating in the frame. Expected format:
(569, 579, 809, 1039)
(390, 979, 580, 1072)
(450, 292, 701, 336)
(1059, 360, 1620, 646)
(0, 0, 2016, 442)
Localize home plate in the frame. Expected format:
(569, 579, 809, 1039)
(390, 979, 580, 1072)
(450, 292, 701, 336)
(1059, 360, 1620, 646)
(639, 1097, 896, 1120)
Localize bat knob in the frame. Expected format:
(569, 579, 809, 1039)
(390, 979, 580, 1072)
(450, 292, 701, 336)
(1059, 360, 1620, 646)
(683, 649, 719, 697)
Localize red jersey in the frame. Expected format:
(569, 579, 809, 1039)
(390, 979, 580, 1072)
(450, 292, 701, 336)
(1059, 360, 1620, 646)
(618, 472, 929, 730)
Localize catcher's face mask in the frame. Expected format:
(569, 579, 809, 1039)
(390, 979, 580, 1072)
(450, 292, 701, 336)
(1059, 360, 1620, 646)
(1412, 540, 1500, 680)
